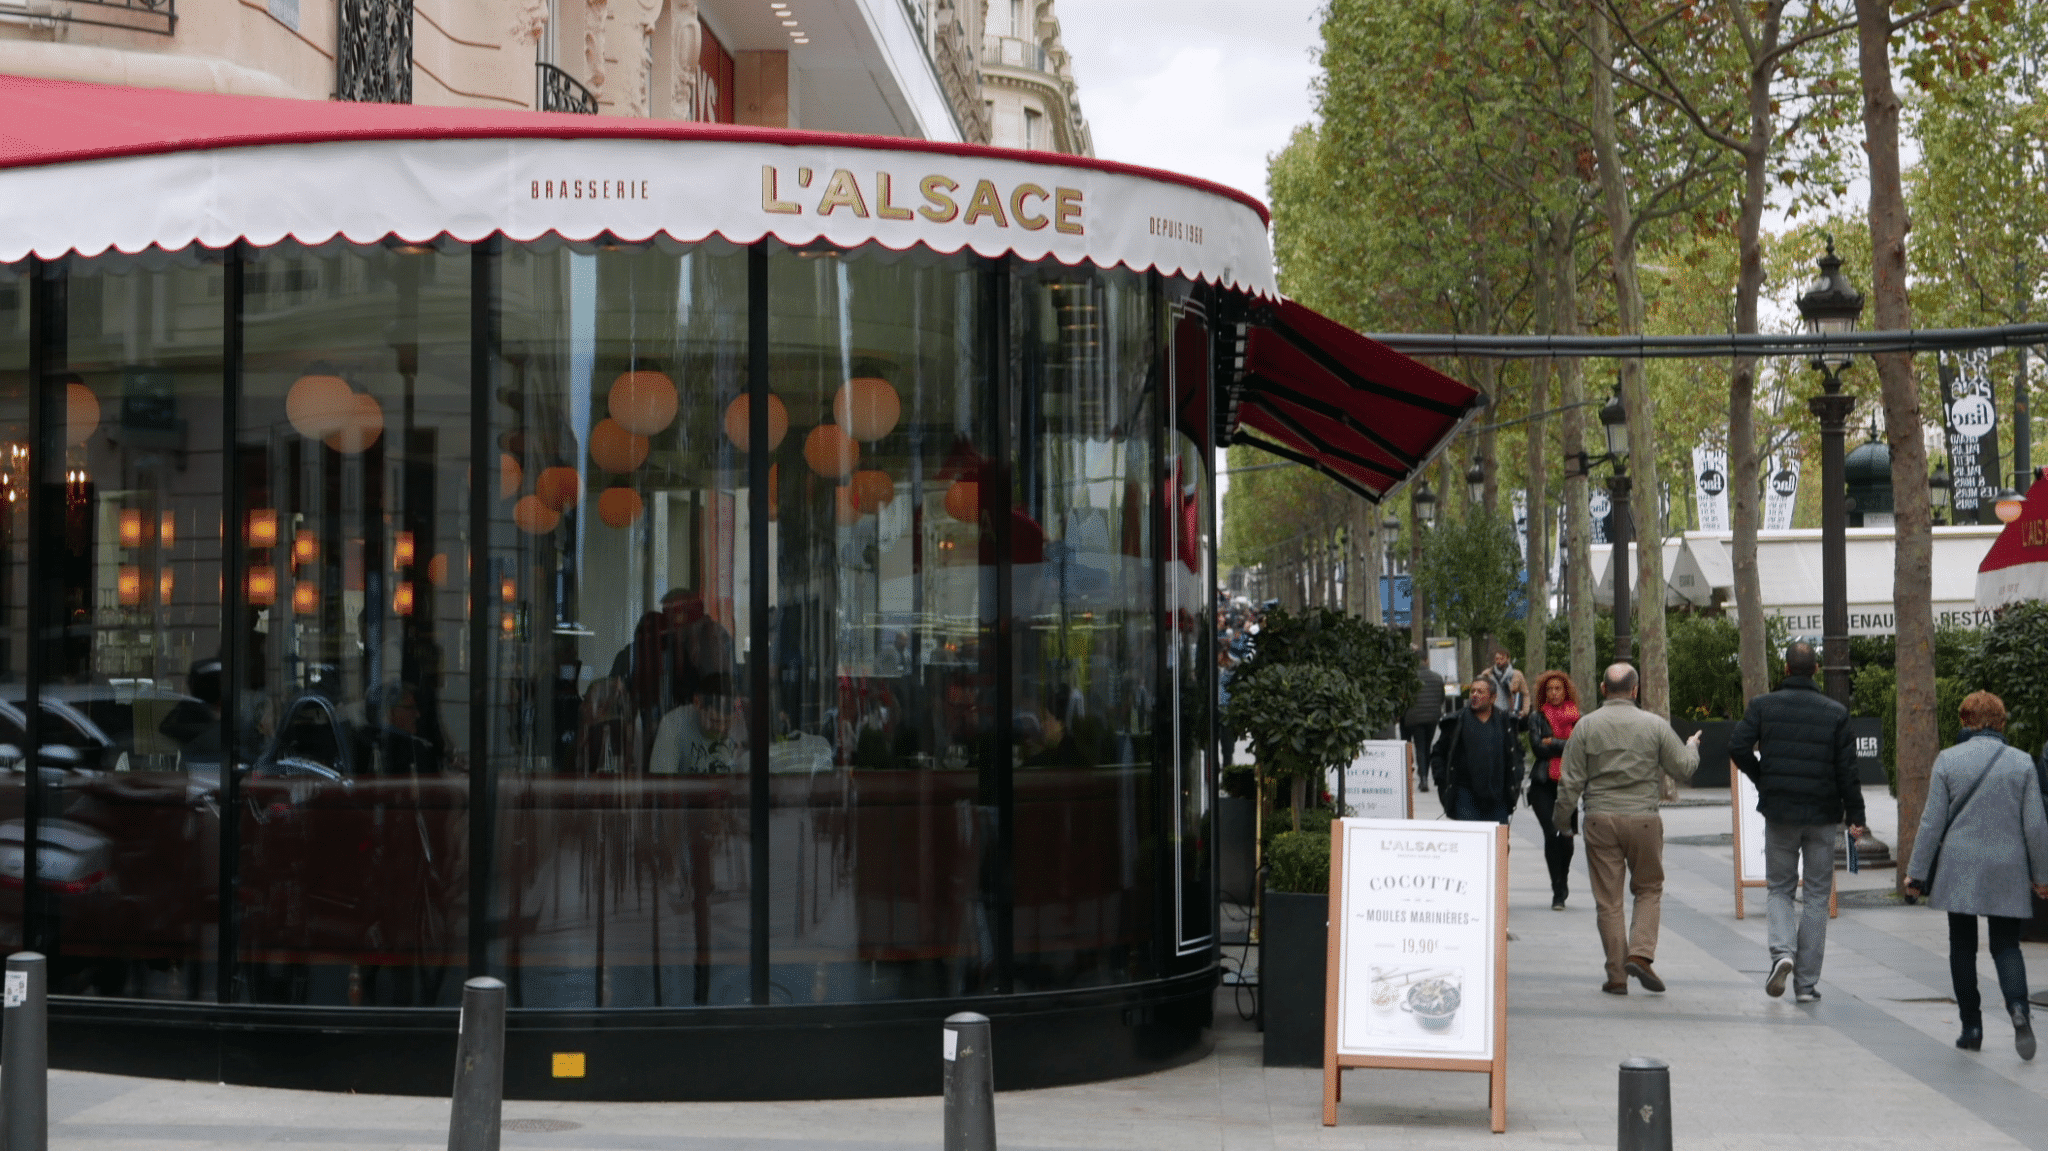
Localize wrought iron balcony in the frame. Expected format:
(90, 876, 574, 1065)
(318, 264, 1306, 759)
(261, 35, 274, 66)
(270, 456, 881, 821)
(2, 0, 176, 35)
(336, 0, 412, 104)
(537, 62, 599, 115)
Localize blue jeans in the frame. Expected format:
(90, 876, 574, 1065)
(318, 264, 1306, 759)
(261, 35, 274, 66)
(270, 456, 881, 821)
(1765, 821, 1835, 996)
(1450, 789, 1510, 824)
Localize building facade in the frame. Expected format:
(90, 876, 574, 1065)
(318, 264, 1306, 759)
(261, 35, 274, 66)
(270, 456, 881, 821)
(979, 0, 1089, 154)
(0, 0, 989, 140)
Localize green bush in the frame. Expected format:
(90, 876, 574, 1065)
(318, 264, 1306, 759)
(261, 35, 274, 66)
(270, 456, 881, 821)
(1268, 830, 1332, 895)
(1227, 606, 1415, 737)
(1264, 806, 1337, 845)
(1963, 602, 2048, 753)
(1855, 665, 1968, 795)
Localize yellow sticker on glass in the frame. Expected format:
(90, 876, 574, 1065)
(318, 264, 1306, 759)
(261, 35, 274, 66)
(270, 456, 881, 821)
(552, 1052, 586, 1078)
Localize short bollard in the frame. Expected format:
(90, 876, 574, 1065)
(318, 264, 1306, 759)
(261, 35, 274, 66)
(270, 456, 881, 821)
(447, 976, 507, 1151)
(1, 951, 48, 1151)
(942, 1011, 995, 1151)
(1616, 1056, 1672, 1151)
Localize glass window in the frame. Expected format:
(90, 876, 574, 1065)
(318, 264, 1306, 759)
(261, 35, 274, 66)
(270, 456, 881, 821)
(1165, 289, 1214, 956)
(233, 240, 471, 1006)
(1010, 264, 1159, 990)
(766, 241, 997, 1002)
(0, 262, 26, 958)
(489, 237, 751, 1007)
(35, 248, 225, 999)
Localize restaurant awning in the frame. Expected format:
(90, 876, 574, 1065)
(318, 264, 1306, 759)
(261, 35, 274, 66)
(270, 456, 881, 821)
(1227, 299, 1484, 501)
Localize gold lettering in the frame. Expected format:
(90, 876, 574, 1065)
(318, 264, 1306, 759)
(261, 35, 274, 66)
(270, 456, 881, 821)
(1054, 187, 1084, 234)
(962, 179, 1009, 227)
(798, 167, 814, 187)
(762, 166, 801, 215)
(918, 175, 960, 223)
(875, 173, 915, 221)
(816, 168, 870, 218)
(1011, 183, 1049, 230)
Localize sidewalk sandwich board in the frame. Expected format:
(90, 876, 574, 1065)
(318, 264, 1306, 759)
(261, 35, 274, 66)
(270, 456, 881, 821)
(1326, 741, 1416, 821)
(1322, 818, 1507, 1132)
(1731, 761, 1835, 920)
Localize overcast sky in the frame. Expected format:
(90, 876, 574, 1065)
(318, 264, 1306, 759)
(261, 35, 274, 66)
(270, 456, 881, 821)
(1056, 0, 1325, 207)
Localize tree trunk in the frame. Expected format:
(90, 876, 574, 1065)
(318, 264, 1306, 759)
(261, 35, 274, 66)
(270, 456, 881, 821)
(1525, 241, 1554, 674)
(1557, 207, 1596, 704)
(1589, 10, 1670, 716)
(1857, 0, 1936, 895)
(1730, 8, 1782, 704)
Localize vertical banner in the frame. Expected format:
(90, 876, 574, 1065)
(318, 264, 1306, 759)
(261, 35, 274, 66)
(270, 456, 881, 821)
(1939, 349, 2001, 523)
(1587, 486, 1612, 545)
(1761, 456, 1800, 532)
(1511, 491, 1528, 557)
(1692, 446, 1729, 532)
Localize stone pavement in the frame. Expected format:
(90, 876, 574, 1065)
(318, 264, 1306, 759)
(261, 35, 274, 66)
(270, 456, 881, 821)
(36, 783, 2048, 1150)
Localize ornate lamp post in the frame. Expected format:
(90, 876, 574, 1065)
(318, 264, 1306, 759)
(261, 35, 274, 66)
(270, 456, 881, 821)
(1465, 454, 1487, 506)
(1795, 237, 1866, 706)
(1566, 382, 1633, 664)
(1930, 463, 1952, 527)
(1410, 481, 1437, 650)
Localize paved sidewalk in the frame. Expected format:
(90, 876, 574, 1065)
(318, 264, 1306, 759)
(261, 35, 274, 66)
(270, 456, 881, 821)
(38, 784, 2048, 1149)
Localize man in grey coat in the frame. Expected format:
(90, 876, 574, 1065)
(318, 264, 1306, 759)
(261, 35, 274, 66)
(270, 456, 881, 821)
(1906, 691, 2048, 1058)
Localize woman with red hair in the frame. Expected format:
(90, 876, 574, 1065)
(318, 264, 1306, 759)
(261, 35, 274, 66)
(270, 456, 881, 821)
(1527, 670, 1581, 910)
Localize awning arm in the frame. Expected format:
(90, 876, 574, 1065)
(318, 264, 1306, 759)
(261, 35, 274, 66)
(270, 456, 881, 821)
(1230, 431, 1382, 503)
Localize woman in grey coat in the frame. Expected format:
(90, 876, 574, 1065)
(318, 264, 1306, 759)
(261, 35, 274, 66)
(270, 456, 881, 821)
(1905, 691, 2048, 1058)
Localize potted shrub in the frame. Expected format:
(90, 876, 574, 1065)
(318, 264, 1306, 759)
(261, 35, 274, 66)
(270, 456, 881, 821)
(1260, 829, 1332, 1066)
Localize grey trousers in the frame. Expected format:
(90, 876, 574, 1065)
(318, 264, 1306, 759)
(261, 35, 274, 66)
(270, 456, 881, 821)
(1765, 821, 1837, 994)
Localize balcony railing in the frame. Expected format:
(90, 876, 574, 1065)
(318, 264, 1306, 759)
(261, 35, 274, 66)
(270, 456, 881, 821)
(982, 34, 1049, 73)
(537, 62, 599, 115)
(337, 0, 413, 104)
(0, 0, 176, 35)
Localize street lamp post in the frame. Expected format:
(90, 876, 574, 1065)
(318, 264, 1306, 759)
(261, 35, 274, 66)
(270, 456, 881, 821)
(1795, 237, 1866, 707)
(1566, 383, 1633, 665)
(1382, 513, 1401, 627)
(1465, 454, 1487, 507)
(1410, 481, 1437, 651)
(1930, 464, 1952, 527)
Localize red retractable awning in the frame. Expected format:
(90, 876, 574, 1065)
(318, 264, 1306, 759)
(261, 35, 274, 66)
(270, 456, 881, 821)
(1230, 299, 1482, 501)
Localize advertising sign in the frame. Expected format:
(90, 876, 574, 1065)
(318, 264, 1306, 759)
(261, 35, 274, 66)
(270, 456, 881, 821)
(1762, 457, 1801, 532)
(1940, 350, 2001, 523)
(1323, 818, 1507, 1132)
(1693, 446, 1730, 532)
(1326, 741, 1414, 821)
(1731, 764, 1834, 920)
(1588, 486, 1612, 545)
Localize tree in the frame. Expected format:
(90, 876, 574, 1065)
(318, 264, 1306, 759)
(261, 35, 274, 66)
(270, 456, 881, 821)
(1964, 601, 2048, 753)
(1228, 664, 1375, 833)
(1412, 508, 1524, 659)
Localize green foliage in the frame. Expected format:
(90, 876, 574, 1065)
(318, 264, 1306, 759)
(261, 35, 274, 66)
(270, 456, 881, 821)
(1962, 601, 2048, 754)
(1665, 613, 1791, 719)
(1267, 830, 1333, 896)
(1411, 509, 1523, 648)
(1227, 664, 1374, 786)
(1265, 806, 1338, 845)
(1228, 606, 1416, 737)
(1856, 665, 1971, 796)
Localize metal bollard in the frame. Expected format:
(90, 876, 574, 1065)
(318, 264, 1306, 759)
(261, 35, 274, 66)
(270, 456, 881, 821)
(942, 1011, 995, 1151)
(1, 951, 47, 1151)
(447, 976, 507, 1151)
(1617, 1056, 1672, 1151)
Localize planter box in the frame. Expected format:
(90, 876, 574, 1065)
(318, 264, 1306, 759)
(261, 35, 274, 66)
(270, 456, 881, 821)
(1261, 889, 1328, 1067)
(1219, 797, 1256, 905)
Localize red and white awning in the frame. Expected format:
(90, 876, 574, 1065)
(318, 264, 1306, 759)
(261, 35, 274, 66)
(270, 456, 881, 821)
(1977, 473, 2048, 611)
(0, 75, 1275, 297)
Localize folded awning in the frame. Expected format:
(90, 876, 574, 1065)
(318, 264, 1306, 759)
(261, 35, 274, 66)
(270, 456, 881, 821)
(1228, 299, 1483, 501)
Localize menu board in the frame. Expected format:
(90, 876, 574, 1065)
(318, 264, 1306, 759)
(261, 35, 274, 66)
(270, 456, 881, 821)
(1323, 817, 1507, 1131)
(1325, 741, 1414, 821)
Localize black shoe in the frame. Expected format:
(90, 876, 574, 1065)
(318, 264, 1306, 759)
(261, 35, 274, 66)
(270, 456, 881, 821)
(2014, 1006, 2036, 1061)
(1957, 1026, 1983, 1051)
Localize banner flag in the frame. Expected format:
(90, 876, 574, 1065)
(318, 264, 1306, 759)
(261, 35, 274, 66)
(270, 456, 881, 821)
(1762, 456, 1800, 532)
(1939, 349, 2001, 523)
(1693, 446, 1729, 532)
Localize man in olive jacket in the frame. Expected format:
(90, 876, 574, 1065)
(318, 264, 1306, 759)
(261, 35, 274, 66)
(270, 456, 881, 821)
(1728, 642, 1867, 1003)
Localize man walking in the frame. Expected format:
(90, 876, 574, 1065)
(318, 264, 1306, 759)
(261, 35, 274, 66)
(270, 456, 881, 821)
(1486, 647, 1530, 730)
(1728, 642, 1867, 1003)
(1555, 663, 1701, 994)
(1403, 650, 1446, 793)
(1431, 676, 1523, 823)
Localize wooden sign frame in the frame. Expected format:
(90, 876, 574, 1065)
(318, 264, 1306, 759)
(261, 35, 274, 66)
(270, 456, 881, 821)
(1731, 760, 1835, 920)
(1321, 819, 1507, 1132)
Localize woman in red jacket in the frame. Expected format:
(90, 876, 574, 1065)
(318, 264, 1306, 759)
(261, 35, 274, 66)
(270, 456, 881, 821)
(1527, 670, 1581, 911)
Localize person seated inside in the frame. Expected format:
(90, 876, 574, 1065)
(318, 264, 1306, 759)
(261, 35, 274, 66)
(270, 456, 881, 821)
(647, 674, 742, 774)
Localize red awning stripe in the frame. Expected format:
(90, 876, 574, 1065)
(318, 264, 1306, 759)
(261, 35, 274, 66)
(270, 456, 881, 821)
(1239, 376, 1420, 472)
(1258, 303, 1472, 417)
(1236, 391, 1407, 483)
(1231, 431, 1382, 503)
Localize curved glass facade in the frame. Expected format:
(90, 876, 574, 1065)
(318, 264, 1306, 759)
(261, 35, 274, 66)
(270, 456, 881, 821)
(0, 238, 1218, 1035)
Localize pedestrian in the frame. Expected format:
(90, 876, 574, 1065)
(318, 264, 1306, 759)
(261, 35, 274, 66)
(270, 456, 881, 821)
(1403, 649, 1446, 793)
(1553, 663, 1700, 995)
(1726, 641, 1867, 1004)
(1904, 690, 2048, 1059)
(1485, 647, 1530, 730)
(1525, 670, 1580, 911)
(1430, 676, 1522, 824)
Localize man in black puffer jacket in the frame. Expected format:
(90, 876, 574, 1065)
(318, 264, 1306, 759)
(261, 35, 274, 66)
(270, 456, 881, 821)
(1728, 642, 1868, 1003)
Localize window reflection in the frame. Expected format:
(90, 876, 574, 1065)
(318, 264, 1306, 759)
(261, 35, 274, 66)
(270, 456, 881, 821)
(767, 242, 997, 1002)
(0, 262, 25, 961)
(490, 237, 751, 1007)
(1011, 265, 1159, 990)
(1166, 290, 1215, 955)
(234, 241, 471, 1006)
